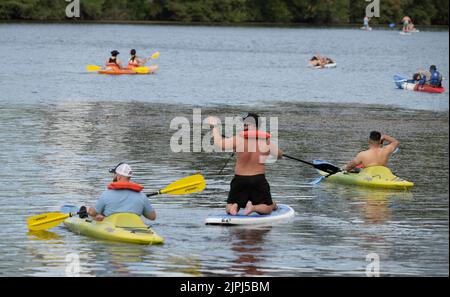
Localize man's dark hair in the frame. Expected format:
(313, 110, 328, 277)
(369, 131, 382, 142)
(430, 65, 437, 71)
(243, 113, 260, 128)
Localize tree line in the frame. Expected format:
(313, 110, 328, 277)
(0, 0, 448, 25)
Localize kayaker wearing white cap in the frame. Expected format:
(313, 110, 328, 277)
(87, 163, 156, 222)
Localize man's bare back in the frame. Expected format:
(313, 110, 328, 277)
(345, 132, 399, 171)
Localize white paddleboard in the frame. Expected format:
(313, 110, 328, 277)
(313, 63, 337, 69)
(205, 204, 295, 226)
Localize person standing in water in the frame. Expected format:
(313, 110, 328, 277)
(105, 50, 123, 70)
(363, 16, 370, 30)
(207, 113, 283, 216)
(402, 16, 412, 33)
(344, 131, 399, 172)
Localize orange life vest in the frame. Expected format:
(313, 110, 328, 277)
(239, 130, 271, 140)
(107, 181, 144, 192)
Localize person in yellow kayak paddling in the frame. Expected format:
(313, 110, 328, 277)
(207, 113, 283, 216)
(105, 50, 123, 70)
(87, 163, 156, 222)
(343, 131, 399, 172)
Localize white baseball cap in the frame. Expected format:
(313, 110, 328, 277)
(109, 163, 133, 177)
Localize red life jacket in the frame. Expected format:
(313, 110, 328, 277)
(239, 130, 271, 140)
(107, 181, 144, 192)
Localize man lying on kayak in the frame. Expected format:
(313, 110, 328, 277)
(87, 163, 156, 222)
(207, 113, 283, 216)
(344, 131, 399, 172)
(105, 50, 123, 70)
(308, 53, 334, 68)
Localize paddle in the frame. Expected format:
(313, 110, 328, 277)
(147, 174, 206, 196)
(283, 154, 341, 175)
(27, 174, 206, 231)
(218, 153, 235, 175)
(146, 51, 160, 62)
(86, 65, 102, 72)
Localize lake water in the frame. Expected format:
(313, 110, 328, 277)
(0, 24, 448, 276)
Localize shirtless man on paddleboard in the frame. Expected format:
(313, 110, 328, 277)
(344, 131, 399, 172)
(207, 113, 283, 216)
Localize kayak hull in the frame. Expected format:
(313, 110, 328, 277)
(205, 204, 295, 226)
(98, 65, 158, 75)
(317, 165, 414, 190)
(394, 75, 445, 93)
(64, 213, 164, 245)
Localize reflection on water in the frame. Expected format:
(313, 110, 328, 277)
(229, 227, 271, 276)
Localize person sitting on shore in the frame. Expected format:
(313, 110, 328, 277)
(344, 132, 399, 172)
(105, 50, 123, 70)
(87, 163, 156, 222)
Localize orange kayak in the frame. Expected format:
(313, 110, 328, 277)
(98, 65, 158, 75)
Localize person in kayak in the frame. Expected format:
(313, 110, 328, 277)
(105, 50, 123, 70)
(127, 49, 147, 69)
(207, 113, 283, 216)
(419, 65, 443, 87)
(343, 131, 399, 172)
(87, 163, 156, 222)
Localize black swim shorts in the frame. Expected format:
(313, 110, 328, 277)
(227, 174, 273, 209)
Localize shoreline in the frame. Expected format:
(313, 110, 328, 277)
(0, 19, 449, 31)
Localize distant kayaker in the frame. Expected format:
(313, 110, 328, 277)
(344, 132, 399, 172)
(309, 53, 334, 68)
(127, 49, 147, 69)
(402, 16, 412, 33)
(105, 50, 123, 70)
(419, 65, 443, 87)
(207, 113, 283, 216)
(87, 163, 156, 222)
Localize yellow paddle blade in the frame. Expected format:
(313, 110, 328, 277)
(160, 174, 206, 196)
(133, 67, 150, 74)
(150, 51, 160, 60)
(27, 212, 70, 231)
(87, 65, 102, 72)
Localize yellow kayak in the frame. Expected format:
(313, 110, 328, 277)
(64, 213, 164, 245)
(319, 166, 414, 190)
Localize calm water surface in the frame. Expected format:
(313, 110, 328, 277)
(0, 24, 448, 276)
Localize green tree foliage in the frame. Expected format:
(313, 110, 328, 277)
(0, 0, 447, 25)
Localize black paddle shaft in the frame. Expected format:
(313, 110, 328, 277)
(283, 154, 341, 174)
